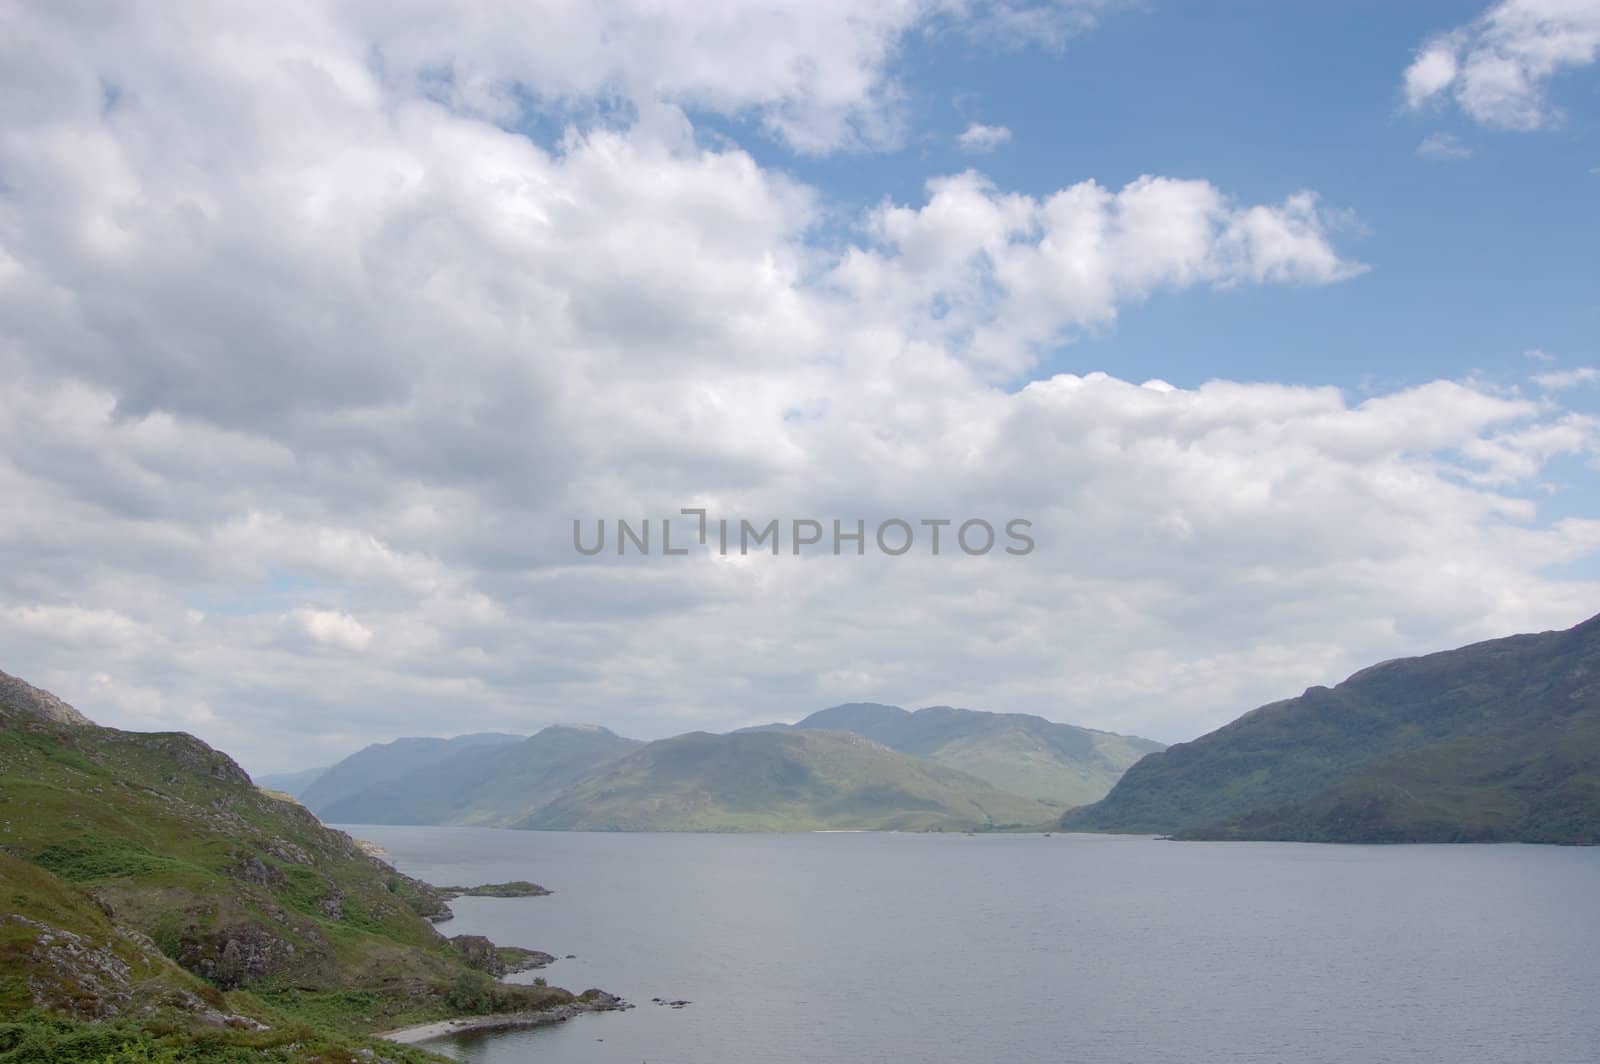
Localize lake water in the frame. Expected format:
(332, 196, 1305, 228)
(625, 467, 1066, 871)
(347, 827, 1600, 1064)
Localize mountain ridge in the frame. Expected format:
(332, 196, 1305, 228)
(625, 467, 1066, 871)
(313, 724, 643, 826)
(517, 728, 1057, 832)
(1061, 613, 1600, 843)
(763, 701, 1165, 806)
(295, 703, 1161, 830)
(298, 731, 526, 813)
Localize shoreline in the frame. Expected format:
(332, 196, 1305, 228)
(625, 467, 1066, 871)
(376, 996, 624, 1045)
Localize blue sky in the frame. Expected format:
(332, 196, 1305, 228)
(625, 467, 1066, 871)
(746, 1, 1598, 394)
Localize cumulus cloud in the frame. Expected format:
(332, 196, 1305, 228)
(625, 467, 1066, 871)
(837, 174, 1363, 372)
(0, 0, 1116, 158)
(1403, 0, 1600, 130)
(957, 122, 1012, 152)
(0, 1, 1594, 771)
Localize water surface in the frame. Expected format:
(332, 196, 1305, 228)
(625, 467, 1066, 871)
(348, 827, 1600, 1064)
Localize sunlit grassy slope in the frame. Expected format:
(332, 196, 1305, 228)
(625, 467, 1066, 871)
(518, 729, 1057, 831)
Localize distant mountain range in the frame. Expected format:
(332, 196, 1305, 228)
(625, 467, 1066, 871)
(315, 725, 642, 826)
(288, 703, 1163, 832)
(12, 609, 1600, 845)
(755, 702, 1164, 806)
(296, 732, 526, 811)
(1062, 613, 1600, 844)
(518, 729, 1055, 832)
(254, 763, 334, 796)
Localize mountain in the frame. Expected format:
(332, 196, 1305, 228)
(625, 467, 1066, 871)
(1062, 614, 1600, 844)
(298, 731, 525, 815)
(766, 702, 1164, 806)
(314, 724, 643, 825)
(255, 764, 331, 797)
(282, 704, 1159, 829)
(517, 729, 1057, 832)
(0, 673, 609, 1059)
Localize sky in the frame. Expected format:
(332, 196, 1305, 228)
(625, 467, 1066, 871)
(1, 0, 1598, 773)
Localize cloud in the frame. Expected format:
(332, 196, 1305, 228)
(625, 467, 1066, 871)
(1533, 366, 1600, 390)
(837, 174, 1363, 372)
(0, 1, 1594, 772)
(1402, 0, 1600, 130)
(1417, 131, 1474, 159)
(289, 609, 375, 652)
(0, 0, 1119, 158)
(957, 122, 1013, 153)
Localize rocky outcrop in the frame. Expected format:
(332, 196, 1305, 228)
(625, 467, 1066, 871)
(450, 935, 555, 976)
(176, 923, 294, 989)
(4, 914, 134, 1020)
(0, 669, 93, 726)
(2, 914, 266, 1030)
(228, 853, 285, 888)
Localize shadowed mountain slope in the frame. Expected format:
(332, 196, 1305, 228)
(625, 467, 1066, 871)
(1062, 614, 1600, 843)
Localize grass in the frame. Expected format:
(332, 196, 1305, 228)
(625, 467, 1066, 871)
(0, 1013, 449, 1063)
(516, 729, 1057, 832)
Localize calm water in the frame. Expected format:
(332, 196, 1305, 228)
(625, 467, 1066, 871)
(347, 827, 1600, 1064)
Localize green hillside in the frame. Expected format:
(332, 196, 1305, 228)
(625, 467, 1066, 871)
(0, 671, 609, 1061)
(781, 703, 1164, 806)
(314, 725, 642, 826)
(517, 729, 1057, 832)
(1061, 614, 1600, 843)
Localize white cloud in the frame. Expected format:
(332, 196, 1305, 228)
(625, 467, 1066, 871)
(838, 174, 1362, 372)
(84, 672, 217, 730)
(1403, 0, 1600, 130)
(1533, 366, 1600, 390)
(0, 0, 1118, 158)
(1405, 42, 1462, 107)
(1417, 131, 1474, 159)
(289, 609, 375, 652)
(957, 122, 1012, 153)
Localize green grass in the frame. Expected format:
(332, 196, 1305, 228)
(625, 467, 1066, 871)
(517, 729, 1057, 832)
(0, 1013, 448, 1063)
(30, 839, 196, 885)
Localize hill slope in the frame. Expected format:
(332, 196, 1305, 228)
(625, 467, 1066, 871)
(299, 732, 524, 815)
(1061, 614, 1600, 843)
(776, 703, 1164, 806)
(315, 725, 642, 826)
(518, 729, 1056, 832)
(0, 676, 605, 1060)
